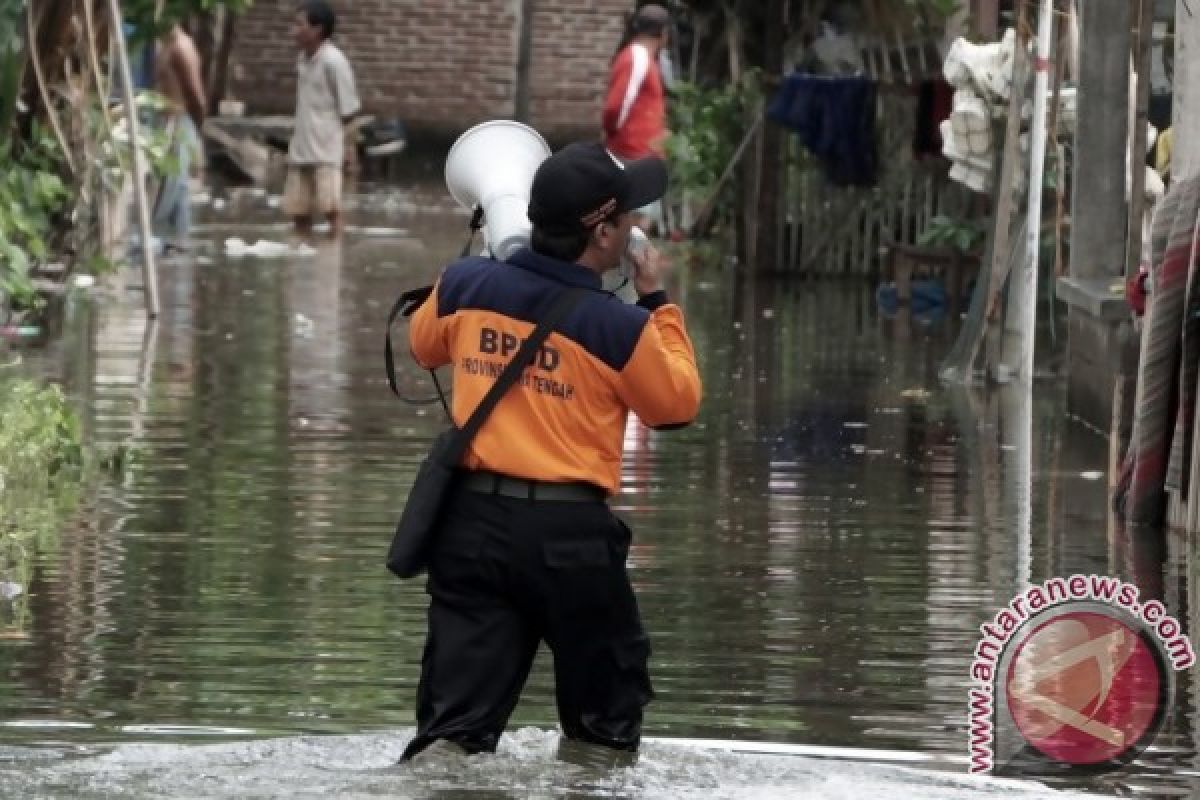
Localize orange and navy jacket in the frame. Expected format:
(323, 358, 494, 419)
(603, 43, 667, 159)
(409, 247, 701, 495)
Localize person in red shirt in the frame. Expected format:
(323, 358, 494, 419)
(603, 4, 670, 161)
(604, 4, 671, 235)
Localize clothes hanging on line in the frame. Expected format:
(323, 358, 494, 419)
(913, 79, 954, 159)
(767, 72, 878, 187)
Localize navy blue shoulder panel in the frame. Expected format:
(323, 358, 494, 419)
(435, 257, 498, 317)
(435, 258, 649, 372)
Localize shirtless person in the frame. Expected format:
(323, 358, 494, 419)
(153, 24, 206, 252)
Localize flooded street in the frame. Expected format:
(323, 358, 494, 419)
(0, 181, 1197, 798)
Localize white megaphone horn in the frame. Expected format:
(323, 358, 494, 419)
(445, 120, 551, 260)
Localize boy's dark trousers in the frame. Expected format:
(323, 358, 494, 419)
(400, 482, 652, 760)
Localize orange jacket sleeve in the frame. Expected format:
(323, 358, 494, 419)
(408, 281, 453, 370)
(614, 302, 702, 428)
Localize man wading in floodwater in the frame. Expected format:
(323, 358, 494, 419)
(284, 1, 361, 237)
(401, 143, 702, 763)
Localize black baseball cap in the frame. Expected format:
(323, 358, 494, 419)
(527, 142, 668, 234)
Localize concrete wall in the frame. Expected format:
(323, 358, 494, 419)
(1065, 311, 1137, 437)
(227, 0, 631, 140)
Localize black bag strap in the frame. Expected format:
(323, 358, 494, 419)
(385, 208, 486, 415)
(385, 285, 439, 402)
(456, 287, 587, 450)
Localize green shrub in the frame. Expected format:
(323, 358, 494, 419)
(0, 378, 83, 634)
(665, 73, 762, 195)
(0, 128, 71, 309)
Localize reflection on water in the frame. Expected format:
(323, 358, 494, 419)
(0, 183, 1197, 797)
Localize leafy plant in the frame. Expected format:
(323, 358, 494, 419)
(124, 0, 254, 43)
(665, 72, 762, 194)
(903, 0, 962, 20)
(0, 125, 70, 308)
(918, 214, 987, 254)
(0, 378, 84, 635)
(96, 90, 185, 185)
(0, 0, 24, 140)
(0, 0, 23, 57)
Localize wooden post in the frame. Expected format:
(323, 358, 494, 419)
(109, 0, 160, 318)
(1127, 0, 1155, 275)
(513, 0, 536, 123)
(974, 0, 1000, 39)
(754, 0, 787, 274)
(1005, 0, 1055, 384)
(1070, 0, 1131, 280)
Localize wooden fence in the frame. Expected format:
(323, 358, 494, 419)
(776, 35, 969, 278)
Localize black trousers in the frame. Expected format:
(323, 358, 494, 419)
(400, 486, 653, 760)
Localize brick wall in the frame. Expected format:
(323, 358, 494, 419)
(228, 0, 631, 141)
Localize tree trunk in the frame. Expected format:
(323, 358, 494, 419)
(207, 7, 236, 108)
(190, 9, 216, 78)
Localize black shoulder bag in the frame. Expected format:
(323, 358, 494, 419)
(385, 286, 586, 579)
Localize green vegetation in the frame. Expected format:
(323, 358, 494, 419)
(0, 376, 84, 634)
(918, 215, 987, 255)
(664, 73, 763, 232)
(125, 0, 254, 42)
(0, 128, 70, 309)
(665, 76, 759, 194)
(1, 0, 251, 318)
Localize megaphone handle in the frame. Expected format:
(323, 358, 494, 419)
(460, 205, 486, 258)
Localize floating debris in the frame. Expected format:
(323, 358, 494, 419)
(347, 226, 409, 237)
(224, 238, 316, 259)
(293, 313, 314, 338)
(1079, 470, 1105, 481)
(72, 274, 95, 289)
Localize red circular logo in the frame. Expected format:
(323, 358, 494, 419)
(1005, 611, 1163, 765)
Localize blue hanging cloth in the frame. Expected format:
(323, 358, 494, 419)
(767, 72, 878, 187)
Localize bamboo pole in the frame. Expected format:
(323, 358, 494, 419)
(26, 0, 77, 175)
(1009, 0, 1055, 384)
(1048, 0, 1068, 278)
(108, 0, 160, 318)
(82, 0, 117, 136)
(689, 112, 763, 238)
(967, 0, 1031, 377)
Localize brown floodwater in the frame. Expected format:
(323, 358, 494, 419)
(0, 179, 1196, 799)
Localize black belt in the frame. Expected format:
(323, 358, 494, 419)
(459, 470, 606, 503)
